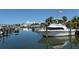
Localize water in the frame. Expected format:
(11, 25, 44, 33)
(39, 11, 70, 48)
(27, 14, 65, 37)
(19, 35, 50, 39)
(0, 28, 79, 49)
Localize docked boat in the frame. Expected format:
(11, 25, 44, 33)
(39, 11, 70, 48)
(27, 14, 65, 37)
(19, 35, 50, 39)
(0, 31, 3, 35)
(36, 24, 76, 36)
(22, 28, 29, 31)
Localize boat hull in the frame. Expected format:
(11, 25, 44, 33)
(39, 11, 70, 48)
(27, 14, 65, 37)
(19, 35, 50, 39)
(37, 30, 76, 36)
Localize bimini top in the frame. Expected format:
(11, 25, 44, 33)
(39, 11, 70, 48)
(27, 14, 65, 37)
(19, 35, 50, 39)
(48, 24, 68, 30)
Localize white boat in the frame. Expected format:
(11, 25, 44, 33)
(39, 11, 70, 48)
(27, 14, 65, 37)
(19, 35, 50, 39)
(22, 28, 31, 31)
(0, 31, 3, 34)
(36, 24, 76, 36)
(22, 28, 29, 31)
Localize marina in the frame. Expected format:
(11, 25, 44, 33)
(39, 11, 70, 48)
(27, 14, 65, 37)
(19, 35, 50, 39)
(0, 9, 79, 49)
(0, 19, 78, 49)
(0, 27, 78, 49)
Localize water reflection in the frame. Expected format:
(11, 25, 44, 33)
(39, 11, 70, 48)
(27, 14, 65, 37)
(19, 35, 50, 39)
(0, 28, 32, 44)
(0, 36, 6, 44)
(0, 29, 20, 44)
(39, 36, 76, 49)
(70, 36, 79, 48)
(0, 28, 79, 49)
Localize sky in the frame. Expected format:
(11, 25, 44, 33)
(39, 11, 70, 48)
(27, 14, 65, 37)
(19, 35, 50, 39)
(0, 9, 79, 24)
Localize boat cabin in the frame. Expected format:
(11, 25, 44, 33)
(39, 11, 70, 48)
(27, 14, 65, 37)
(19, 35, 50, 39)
(47, 24, 68, 30)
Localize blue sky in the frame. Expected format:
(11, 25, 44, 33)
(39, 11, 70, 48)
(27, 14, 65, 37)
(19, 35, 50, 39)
(0, 9, 79, 24)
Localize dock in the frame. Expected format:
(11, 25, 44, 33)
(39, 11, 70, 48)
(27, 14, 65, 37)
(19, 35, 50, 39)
(0, 24, 21, 37)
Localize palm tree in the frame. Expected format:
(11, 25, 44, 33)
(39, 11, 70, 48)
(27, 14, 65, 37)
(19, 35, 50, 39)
(62, 16, 67, 21)
(71, 16, 78, 28)
(45, 16, 53, 25)
(66, 21, 71, 28)
(72, 16, 78, 22)
(62, 16, 68, 25)
(77, 17, 79, 27)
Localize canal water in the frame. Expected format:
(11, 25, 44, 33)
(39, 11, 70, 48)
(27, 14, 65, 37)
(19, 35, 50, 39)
(0, 28, 79, 49)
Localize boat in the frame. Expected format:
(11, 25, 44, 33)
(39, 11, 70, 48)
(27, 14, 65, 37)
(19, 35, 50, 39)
(22, 28, 29, 31)
(36, 24, 76, 36)
(22, 28, 31, 31)
(0, 31, 3, 35)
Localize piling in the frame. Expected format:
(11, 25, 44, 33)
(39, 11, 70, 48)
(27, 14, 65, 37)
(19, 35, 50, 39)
(45, 23, 48, 37)
(0, 25, 21, 37)
(68, 21, 72, 36)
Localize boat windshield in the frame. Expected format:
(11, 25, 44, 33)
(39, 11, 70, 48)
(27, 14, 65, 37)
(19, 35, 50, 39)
(47, 27, 64, 30)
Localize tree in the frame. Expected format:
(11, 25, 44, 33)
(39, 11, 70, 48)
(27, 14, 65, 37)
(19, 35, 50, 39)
(72, 16, 78, 22)
(62, 16, 67, 22)
(45, 16, 53, 25)
(62, 16, 68, 25)
(71, 16, 79, 28)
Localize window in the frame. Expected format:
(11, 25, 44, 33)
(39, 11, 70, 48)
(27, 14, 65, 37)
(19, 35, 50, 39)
(47, 27, 64, 30)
